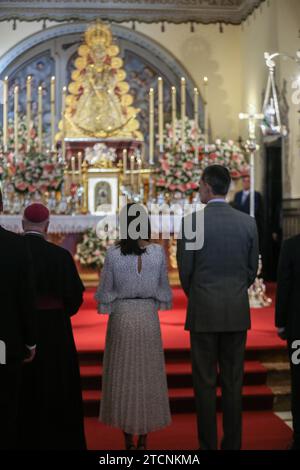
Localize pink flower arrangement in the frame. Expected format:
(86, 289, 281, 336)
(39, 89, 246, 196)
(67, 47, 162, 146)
(156, 118, 249, 196)
(1, 149, 64, 195)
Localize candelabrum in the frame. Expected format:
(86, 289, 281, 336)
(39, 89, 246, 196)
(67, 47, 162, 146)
(121, 149, 144, 203)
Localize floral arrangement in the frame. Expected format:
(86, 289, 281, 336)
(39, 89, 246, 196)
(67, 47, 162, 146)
(85, 143, 117, 167)
(0, 116, 39, 153)
(0, 149, 64, 194)
(156, 119, 249, 196)
(75, 226, 118, 270)
(199, 139, 250, 179)
(0, 115, 64, 195)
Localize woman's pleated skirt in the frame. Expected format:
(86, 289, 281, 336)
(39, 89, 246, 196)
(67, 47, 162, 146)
(99, 299, 171, 434)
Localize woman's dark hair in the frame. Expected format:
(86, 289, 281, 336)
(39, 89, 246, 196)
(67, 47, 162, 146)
(201, 164, 231, 196)
(116, 202, 151, 255)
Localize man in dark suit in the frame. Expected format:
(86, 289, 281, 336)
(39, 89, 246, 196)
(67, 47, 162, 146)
(276, 235, 300, 450)
(18, 203, 86, 450)
(177, 165, 259, 450)
(0, 189, 36, 450)
(233, 175, 264, 251)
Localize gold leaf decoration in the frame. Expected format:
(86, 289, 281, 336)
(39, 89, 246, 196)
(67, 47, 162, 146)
(116, 70, 127, 82)
(121, 94, 133, 106)
(111, 57, 123, 69)
(57, 20, 142, 141)
(78, 45, 90, 57)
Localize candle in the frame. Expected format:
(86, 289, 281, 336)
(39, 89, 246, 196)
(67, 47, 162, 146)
(26, 76, 32, 151)
(14, 85, 19, 155)
(123, 148, 127, 175)
(171, 86, 177, 147)
(71, 155, 76, 183)
(38, 85, 43, 153)
(149, 88, 154, 165)
(194, 87, 199, 163)
(181, 77, 186, 149)
(130, 154, 135, 188)
(203, 76, 209, 145)
(3, 76, 8, 152)
(158, 77, 164, 152)
(137, 157, 142, 192)
(203, 76, 208, 102)
(78, 151, 82, 180)
(50, 76, 56, 151)
(141, 144, 145, 163)
(61, 86, 67, 161)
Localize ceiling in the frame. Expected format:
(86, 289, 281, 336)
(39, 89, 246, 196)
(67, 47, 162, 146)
(0, 0, 266, 25)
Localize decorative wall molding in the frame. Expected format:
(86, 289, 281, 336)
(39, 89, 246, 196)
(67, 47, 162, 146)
(0, 0, 266, 25)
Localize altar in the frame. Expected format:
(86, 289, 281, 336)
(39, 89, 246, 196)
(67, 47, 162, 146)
(0, 20, 251, 288)
(0, 214, 103, 234)
(0, 212, 183, 285)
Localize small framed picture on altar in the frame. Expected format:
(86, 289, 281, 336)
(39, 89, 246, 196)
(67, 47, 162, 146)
(87, 170, 119, 215)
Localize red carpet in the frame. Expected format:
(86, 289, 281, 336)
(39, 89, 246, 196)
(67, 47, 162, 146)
(72, 284, 285, 353)
(85, 412, 292, 450)
(72, 284, 292, 450)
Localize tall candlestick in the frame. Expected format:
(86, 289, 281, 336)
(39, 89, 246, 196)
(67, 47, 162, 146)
(141, 143, 145, 163)
(203, 76, 209, 145)
(61, 86, 67, 161)
(38, 85, 43, 153)
(123, 148, 127, 175)
(171, 86, 177, 147)
(50, 76, 56, 151)
(14, 85, 19, 155)
(194, 87, 199, 163)
(149, 88, 154, 165)
(181, 77, 186, 150)
(158, 77, 164, 152)
(78, 152, 82, 180)
(137, 157, 142, 193)
(3, 76, 8, 152)
(130, 154, 135, 188)
(26, 76, 32, 151)
(71, 155, 76, 184)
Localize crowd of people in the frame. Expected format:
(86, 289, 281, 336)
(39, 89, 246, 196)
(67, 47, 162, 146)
(0, 164, 299, 450)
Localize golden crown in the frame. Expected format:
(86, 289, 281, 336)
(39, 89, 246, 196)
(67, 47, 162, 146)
(84, 21, 112, 48)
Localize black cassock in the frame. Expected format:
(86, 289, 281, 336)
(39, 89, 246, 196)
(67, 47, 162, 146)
(0, 226, 36, 450)
(18, 233, 86, 450)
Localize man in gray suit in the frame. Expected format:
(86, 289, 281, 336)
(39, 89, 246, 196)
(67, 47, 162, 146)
(177, 165, 259, 450)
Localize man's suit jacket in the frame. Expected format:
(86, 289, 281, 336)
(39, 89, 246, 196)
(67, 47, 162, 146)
(276, 235, 300, 340)
(234, 191, 263, 216)
(0, 226, 36, 363)
(177, 202, 259, 332)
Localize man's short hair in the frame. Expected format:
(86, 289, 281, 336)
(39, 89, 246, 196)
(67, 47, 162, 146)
(201, 165, 231, 196)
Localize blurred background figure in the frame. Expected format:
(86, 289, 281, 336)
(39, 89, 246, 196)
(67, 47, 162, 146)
(233, 175, 264, 259)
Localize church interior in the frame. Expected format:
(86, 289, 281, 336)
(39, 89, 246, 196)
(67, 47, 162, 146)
(1, 0, 300, 451)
